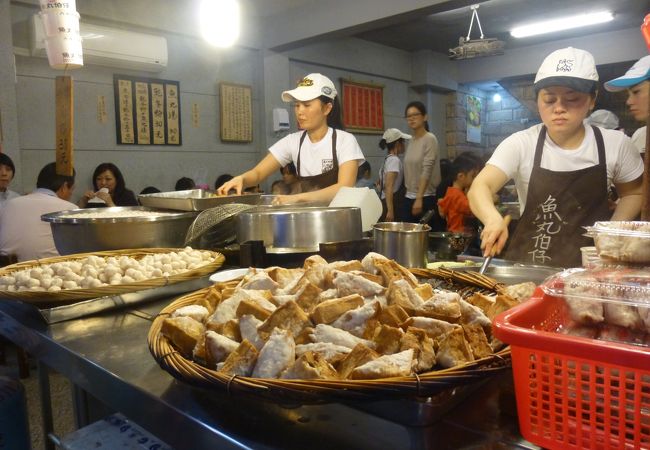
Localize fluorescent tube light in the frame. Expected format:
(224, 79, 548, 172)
(510, 11, 614, 38)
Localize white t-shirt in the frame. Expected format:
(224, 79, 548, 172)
(0, 189, 77, 262)
(269, 128, 365, 177)
(488, 124, 644, 213)
(379, 154, 404, 199)
(632, 126, 646, 153)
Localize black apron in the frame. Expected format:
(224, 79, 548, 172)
(506, 125, 610, 267)
(296, 128, 339, 192)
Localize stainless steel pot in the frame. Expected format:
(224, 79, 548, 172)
(42, 207, 198, 255)
(236, 206, 363, 253)
(373, 222, 431, 268)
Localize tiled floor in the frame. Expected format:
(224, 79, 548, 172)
(0, 345, 75, 450)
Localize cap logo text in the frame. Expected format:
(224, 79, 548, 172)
(556, 59, 574, 73)
(298, 78, 313, 87)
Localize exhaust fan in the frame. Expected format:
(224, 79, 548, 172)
(449, 4, 504, 60)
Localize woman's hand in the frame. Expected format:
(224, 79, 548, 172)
(94, 190, 114, 207)
(480, 215, 510, 257)
(217, 176, 244, 195)
(385, 210, 394, 222)
(271, 194, 305, 206)
(412, 198, 423, 216)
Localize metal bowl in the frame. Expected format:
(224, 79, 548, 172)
(428, 232, 473, 261)
(42, 207, 198, 255)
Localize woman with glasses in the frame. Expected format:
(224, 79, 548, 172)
(403, 101, 443, 228)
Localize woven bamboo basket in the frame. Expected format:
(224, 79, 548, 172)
(0, 248, 225, 306)
(148, 268, 511, 404)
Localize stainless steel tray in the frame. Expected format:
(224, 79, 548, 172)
(138, 189, 262, 211)
(38, 276, 211, 324)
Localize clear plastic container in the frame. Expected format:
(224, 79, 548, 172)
(585, 221, 650, 263)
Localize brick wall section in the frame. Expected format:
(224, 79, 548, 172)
(445, 84, 487, 159)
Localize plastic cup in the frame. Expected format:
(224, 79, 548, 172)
(39, 10, 80, 37)
(45, 35, 83, 69)
(39, 0, 76, 12)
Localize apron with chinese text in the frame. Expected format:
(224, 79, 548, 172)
(506, 125, 610, 267)
(296, 128, 339, 193)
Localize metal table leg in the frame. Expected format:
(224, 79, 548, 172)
(37, 361, 55, 450)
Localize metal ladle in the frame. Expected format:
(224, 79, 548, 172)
(479, 215, 511, 274)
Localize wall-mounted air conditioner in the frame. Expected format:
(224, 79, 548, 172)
(30, 14, 168, 73)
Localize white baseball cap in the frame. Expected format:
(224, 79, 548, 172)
(382, 128, 411, 143)
(281, 73, 337, 102)
(534, 47, 598, 93)
(604, 55, 650, 92)
(585, 109, 619, 129)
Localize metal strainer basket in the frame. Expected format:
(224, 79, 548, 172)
(184, 203, 256, 248)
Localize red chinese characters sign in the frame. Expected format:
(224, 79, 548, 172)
(341, 79, 384, 134)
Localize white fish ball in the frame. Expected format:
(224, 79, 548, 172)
(47, 286, 61, 292)
(27, 278, 40, 288)
(162, 264, 173, 274)
(51, 278, 63, 288)
(40, 278, 53, 289)
(90, 279, 103, 288)
(62, 280, 78, 290)
(121, 275, 135, 284)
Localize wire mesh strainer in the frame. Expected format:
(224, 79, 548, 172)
(184, 203, 256, 247)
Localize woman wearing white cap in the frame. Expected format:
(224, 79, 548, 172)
(378, 128, 410, 221)
(604, 55, 650, 153)
(217, 73, 365, 203)
(468, 47, 644, 267)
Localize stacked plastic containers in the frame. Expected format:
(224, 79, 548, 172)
(39, 0, 83, 69)
(493, 221, 650, 450)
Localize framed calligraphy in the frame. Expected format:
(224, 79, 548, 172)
(113, 75, 182, 145)
(341, 79, 384, 134)
(219, 83, 253, 142)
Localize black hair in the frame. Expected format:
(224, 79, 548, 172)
(319, 95, 345, 130)
(175, 177, 196, 191)
(357, 161, 371, 181)
(271, 180, 291, 195)
(0, 153, 15, 178)
(140, 186, 161, 195)
(404, 101, 430, 132)
(437, 153, 483, 195)
(379, 138, 404, 151)
(36, 162, 75, 192)
(92, 163, 127, 197)
(280, 162, 297, 176)
(215, 174, 233, 190)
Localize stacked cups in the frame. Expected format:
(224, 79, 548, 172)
(39, 0, 83, 69)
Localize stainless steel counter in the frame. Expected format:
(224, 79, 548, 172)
(0, 296, 539, 450)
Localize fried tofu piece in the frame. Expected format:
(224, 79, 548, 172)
(332, 270, 385, 297)
(353, 271, 385, 285)
(239, 271, 279, 292)
(465, 292, 496, 315)
(337, 343, 379, 379)
(252, 329, 296, 378)
(331, 301, 381, 338)
(459, 299, 492, 329)
(294, 281, 323, 313)
(303, 254, 328, 270)
(207, 289, 276, 326)
(377, 304, 410, 327)
(214, 319, 242, 342)
(239, 314, 265, 351)
(486, 294, 520, 321)
(195, 297, 215, 315)
(462, 324, 493, 360)
(281, 351, 339, 380)
(436, 327, 474, 368)
(373, 324, 404, 354)
(350, 349, 414, 380)
(294, 326, 314, 345)
(266, 267, 303, 288)
(375, 259, 418, 288)
(257, 301, 312, 340)
(220, 340, 259, 377)
(192, 332, 207, 363)
(295, 343, 351, 364)
(161, 316, 205, 358)
(205, 330, 240, 369)
(310, 294, 364, 324)
(416, 291, 461, 322)
(400, 316, 461, 340)
(400, 327, 436, 372)
(361, 252, 389, 275)
(204, 285, 223, 310)
(311, 324, 374, 349)
(236, 299, 272, 321)
(415, 283, 434, 301)
(172, 304, 210, 323)
(386, 279, 424, 314)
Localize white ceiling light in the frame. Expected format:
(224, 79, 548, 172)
(510, 11, 614, 38)
(200, 0, 240, 47)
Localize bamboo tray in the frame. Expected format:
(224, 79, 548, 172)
(0, 248, 224, 307)
(148, 268, 511, 404)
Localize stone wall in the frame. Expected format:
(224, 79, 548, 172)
(445, 84, 487, 159)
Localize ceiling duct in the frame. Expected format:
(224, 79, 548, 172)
(449, 4, 505, 60)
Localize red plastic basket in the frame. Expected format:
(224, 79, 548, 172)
(493, 291, 650, 450)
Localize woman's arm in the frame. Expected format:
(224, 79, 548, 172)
(278, 160, 359, 204)
(611, 176, 643, 220)
(383, 171, 397, 221)
(467, 164, 510, 256)
(217, 154, 281, 195)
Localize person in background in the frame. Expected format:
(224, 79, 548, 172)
(0, 162, 76, 262)
(378, 128, 410, 222)
(585, 109, 620, 130)
(271, 180, 291, 195)
(355, 161, 375, 189)
(435, 158, 451, 199)
(604, 55, 650, 154)
(403, 101, 443, 229)
(280, 163, 301, 194)
(0, 153, 20, 207)
(468, 47, 643, 267)
(78, 163, 138, 208)
(218, 73, 364, 204)
(175, 177, 196, 191)
(244, 185, 263, 193)
(139, 186, 161, 195)
(215, 174, 233, 191)
(438, 152, 484, 233)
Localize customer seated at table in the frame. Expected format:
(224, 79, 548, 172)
(139, 186, 161, 195)
(0, 162, 77, 262)
(175, 177, 196, 191)
(78, 163, 138, 208)
(0, 153, 20, 207)
(215, 174, 233, 191)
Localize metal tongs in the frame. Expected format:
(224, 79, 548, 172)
(479, 215, 511, 274)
